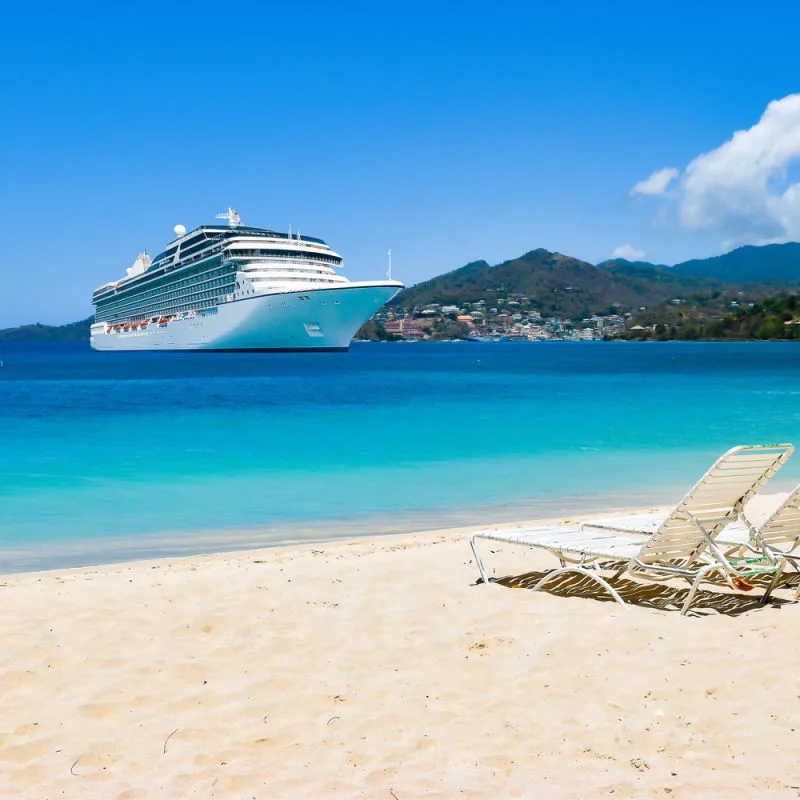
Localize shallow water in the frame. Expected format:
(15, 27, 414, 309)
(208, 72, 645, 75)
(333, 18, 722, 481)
(2, 341, 800, 570)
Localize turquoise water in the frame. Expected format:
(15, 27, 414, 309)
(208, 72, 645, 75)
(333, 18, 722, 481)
(3, 341, 800, 570)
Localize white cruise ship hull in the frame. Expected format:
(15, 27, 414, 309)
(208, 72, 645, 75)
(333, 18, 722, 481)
(90, 282, 402, 352)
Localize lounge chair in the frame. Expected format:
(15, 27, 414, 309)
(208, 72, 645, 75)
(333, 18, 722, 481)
(583, 487, 800, 557)
(726, 483, 800, 574)
(470, 444, 794, 615)
(584, 455, 800, 582)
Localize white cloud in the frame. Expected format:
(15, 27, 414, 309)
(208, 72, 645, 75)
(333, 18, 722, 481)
(611, 244, 646, 261)
(678, 94, 800, 245)
(630, 167, 679, 197)
(632, 95, 800, 249)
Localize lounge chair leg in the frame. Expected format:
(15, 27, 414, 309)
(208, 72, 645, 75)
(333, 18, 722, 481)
(470, 535, 489, 584)
(681, 565, 717, 616)
(782, 556, 800, 599)
(681, 577, 702, 615)
(761, 562, 785, 605)
(532, 566, 628, 608)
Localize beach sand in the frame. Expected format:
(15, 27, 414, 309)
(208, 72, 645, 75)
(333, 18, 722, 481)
(2, 496, 800, 798)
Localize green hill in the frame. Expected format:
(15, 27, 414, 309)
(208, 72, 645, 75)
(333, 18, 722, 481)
(602, 258, 720, 295)
(8, 242, 800, 340)
(672, 243, 800, 282)
(620, 293, 800, 341)
(0, 317, 93, 342)
(389, 249, 720, 318)
(601, 242, 800, 284)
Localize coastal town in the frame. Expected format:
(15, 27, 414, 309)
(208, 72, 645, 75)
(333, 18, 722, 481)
(367, 295, 629, 341)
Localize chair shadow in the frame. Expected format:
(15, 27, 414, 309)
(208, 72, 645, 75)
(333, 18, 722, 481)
(488, 568, 800, 617)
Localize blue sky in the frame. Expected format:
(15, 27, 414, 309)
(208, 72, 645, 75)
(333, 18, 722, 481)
(2, 0, 800, 325)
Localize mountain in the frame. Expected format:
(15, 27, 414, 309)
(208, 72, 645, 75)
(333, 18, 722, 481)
(388, 249, 720, 318)
(7, 242, 800, 340)
(598, 258, 667, 272)
(0, 317, 93, 342)
(601, 259, 719, 294)
(671, 243, 800, 283)
(601, 242, 800, 284)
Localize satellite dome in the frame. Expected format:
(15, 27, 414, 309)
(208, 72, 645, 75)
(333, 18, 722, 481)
(173, 224, 187, 238)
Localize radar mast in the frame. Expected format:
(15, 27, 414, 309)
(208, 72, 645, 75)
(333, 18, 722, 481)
(216, 207, 242, 227)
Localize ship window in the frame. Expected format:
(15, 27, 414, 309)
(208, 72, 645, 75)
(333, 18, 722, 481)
(179, 238, 213, 259)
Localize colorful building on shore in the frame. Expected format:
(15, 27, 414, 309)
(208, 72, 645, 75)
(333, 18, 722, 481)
(383, 318, 425, 339)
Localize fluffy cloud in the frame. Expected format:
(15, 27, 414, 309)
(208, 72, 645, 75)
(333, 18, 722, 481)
(630, 167, 679, 197)
(678, 94, 800, 244)
(632, 95, 800, 247)
(611, 244, 646, 261)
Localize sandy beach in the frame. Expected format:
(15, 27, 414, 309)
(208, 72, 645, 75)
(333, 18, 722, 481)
(2, 497, 800, 799)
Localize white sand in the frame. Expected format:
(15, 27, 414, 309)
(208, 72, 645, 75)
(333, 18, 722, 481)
(2, 496, 800, 798)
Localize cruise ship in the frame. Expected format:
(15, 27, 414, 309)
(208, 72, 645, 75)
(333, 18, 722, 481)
(90, 209, 404, 351)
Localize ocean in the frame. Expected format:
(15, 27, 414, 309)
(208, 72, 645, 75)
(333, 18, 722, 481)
(3, 341, 800, 571)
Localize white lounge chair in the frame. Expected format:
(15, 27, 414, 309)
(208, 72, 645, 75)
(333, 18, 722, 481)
(470, 444, 794, 615)
(584, 454, 800, 574)
(584, 487, 800, 556)
(731, 483, 800, 573)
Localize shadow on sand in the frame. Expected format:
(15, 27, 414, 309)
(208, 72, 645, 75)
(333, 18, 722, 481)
(484, 569, 800, 617)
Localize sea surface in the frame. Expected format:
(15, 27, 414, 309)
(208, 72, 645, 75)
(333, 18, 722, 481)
(3, 341, 800, 571)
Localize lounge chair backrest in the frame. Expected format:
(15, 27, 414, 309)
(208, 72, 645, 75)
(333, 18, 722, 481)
(636, 444, 794, 566)
(756, 482, 800, 552)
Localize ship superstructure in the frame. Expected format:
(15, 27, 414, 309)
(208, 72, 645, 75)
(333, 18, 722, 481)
(90, 210, 403, 351)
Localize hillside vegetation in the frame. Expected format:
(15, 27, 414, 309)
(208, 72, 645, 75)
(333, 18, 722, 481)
(7, 241, 800, 341)
(388, 249, 720, 318)
(671, 243, 800, 283)
(621, 294, 800, 341)
(599, 242, 800, 283)
(0, 317, 93, 342)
